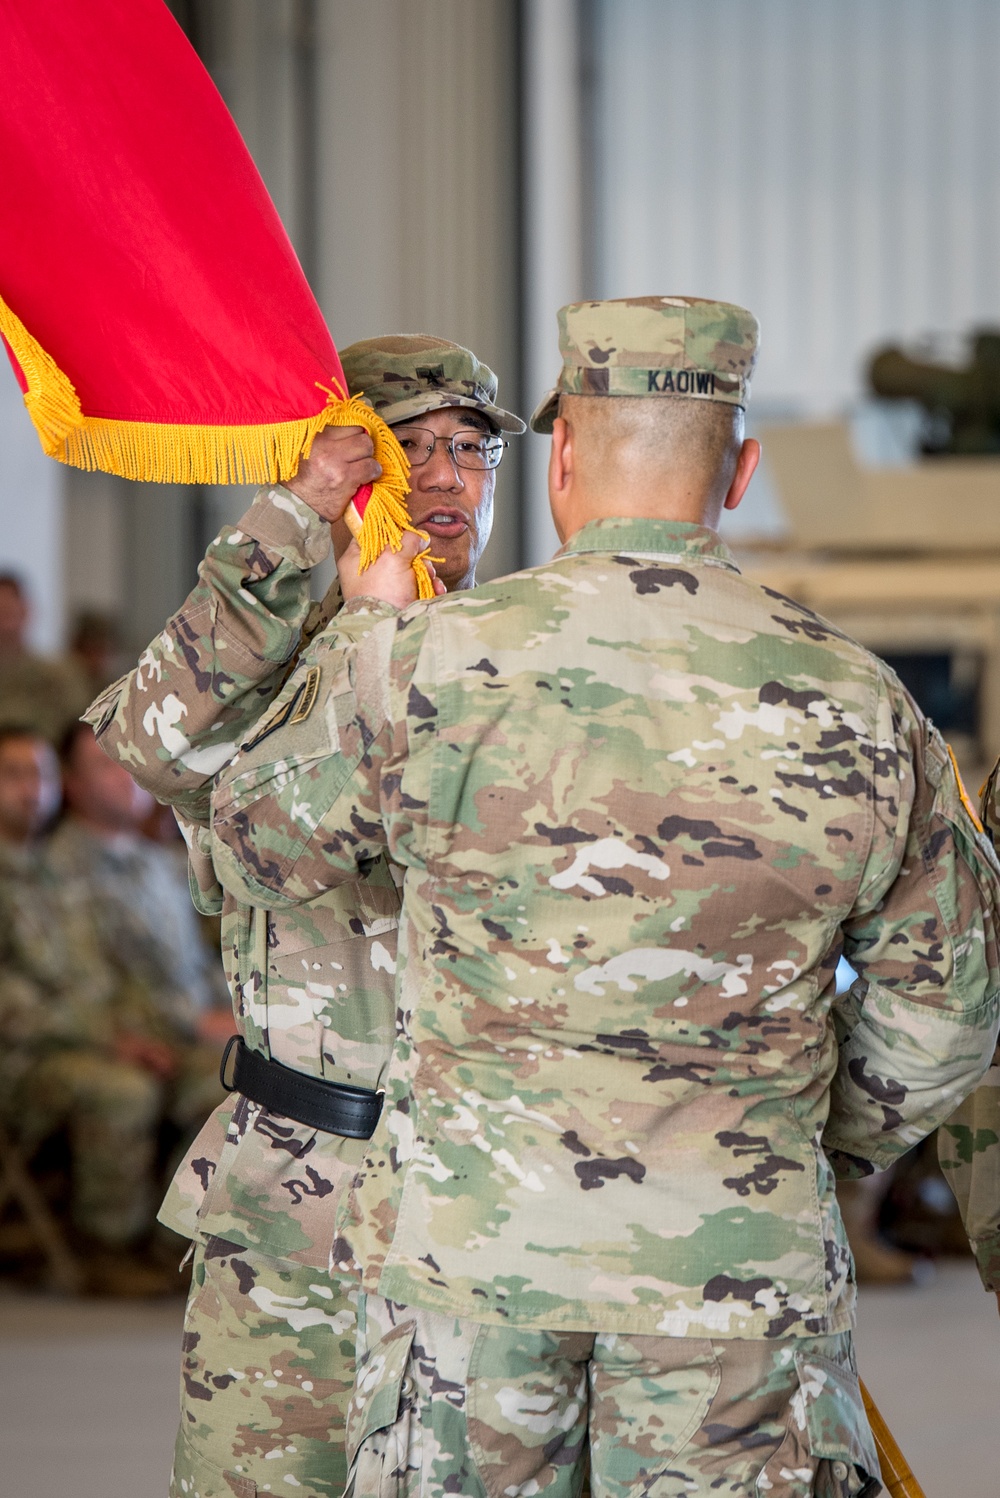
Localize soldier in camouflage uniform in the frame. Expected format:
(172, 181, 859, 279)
(0, 726, 170, 1285)
(86, 336, 523, 1498)
(938, 763, 1000, 1310)
(49, 723, 225, 1144)
(209, 298, 1000, 1497)
(0, 573, 92, 743)
(52, 723, 225, 1028)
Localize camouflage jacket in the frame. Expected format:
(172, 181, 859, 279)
(212, 517, 1000, 1338)
(47, 818, 217, 1035)
(86, 487, 399, 1270)
(938, 762, 1000, 1291)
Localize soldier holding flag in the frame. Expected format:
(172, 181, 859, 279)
(209, 298, 1000, 1497)
(88, 335, 523, 1498)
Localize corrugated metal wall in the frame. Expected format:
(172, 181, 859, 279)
(314, 0, 523, 581)
(591, 0, 1000, 413)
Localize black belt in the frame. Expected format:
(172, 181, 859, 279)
(220, 1036, 384, 1140)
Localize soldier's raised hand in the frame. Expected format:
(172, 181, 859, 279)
(338, 529, 446, 608)
(285, 425, 383, 523)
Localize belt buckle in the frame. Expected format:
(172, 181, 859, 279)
(219, 1033, 241, 1091)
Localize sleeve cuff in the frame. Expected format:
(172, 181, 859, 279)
(971, 1232, 1000, 1291)
(304, 595, 399, 650)
(339, 596, 401, 620)
(236, 486, 332, 569)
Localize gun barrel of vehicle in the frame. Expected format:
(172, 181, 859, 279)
(869, 347, 971, 408)
(860, 1380, 927, 1498)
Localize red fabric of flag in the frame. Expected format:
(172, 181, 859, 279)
(0, 0, 410, 521)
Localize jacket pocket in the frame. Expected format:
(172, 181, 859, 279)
(756, 1351, 881, 1496)
(344, 1316, 418, 1498)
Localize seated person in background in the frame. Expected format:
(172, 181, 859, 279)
(48, 725, 224, 1200)
(138, 795, 234, 1044)
(51, 724, 229, 1037)
(67, 609, 124, 700)
(0, 725, 171, 1293)
(0, 574, 91, 743)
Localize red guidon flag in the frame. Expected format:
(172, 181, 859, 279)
(0, 0, 428, 592)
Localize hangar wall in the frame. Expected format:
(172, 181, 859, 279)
(589, 0, 1000, 414)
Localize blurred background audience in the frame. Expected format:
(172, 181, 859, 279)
(67, 610, 126, 700)
(0, 576, 91, 744)
(0, 721, 225, 1295)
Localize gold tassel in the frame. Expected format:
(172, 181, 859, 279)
(316, 383, 434, 599)
(344, 493, 439, 602)
(411, 555, 438, 601)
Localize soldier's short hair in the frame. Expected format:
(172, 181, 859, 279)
(560, 393, 743, 499)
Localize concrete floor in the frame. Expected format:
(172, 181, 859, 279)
(0, 1292, 185, 1498)
(0, 1261, 996, 1497)
(853, 1259, 999, 1497)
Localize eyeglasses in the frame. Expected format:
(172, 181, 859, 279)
(393, 425, 508, 471)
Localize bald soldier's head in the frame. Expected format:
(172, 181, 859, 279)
(532, 297, 761, 541)
(547, 394, 758, 540)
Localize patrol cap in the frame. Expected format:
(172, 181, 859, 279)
(529, 296, 759, 433)
(340, 334, 525, 434)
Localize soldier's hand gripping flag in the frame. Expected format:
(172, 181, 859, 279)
(0, 0, 434, 596)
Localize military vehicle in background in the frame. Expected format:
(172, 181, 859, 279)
(738, 348, 1000, 786)
(871, 327, 1000, 456)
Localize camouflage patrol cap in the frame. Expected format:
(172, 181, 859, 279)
(529, 296, 760, 433)
(340, 334, 525, 434)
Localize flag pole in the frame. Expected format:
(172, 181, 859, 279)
(860, 1380, 927, 1498)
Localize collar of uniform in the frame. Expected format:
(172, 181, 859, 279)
(557, 516, 739, 570)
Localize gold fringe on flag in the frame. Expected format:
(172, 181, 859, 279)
(0, 290, 434, 598)
(0, 289, 85, 455)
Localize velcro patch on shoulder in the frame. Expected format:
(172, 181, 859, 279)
(242, 665, 321, 752)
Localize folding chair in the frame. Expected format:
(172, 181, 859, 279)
(0, 1120, 82, 1293)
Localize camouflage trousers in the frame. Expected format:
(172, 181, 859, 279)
(13, 1043, 222, 1247)
(171, 1236, 358, 1498)
(345, 1295, 882, 1498)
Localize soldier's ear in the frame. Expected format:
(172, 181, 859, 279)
(722, 438, 760, 513)
(547, 416, 575, 541)
(549, 415, 573, 492)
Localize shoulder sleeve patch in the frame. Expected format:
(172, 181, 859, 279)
(242, 665, 321, 752)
